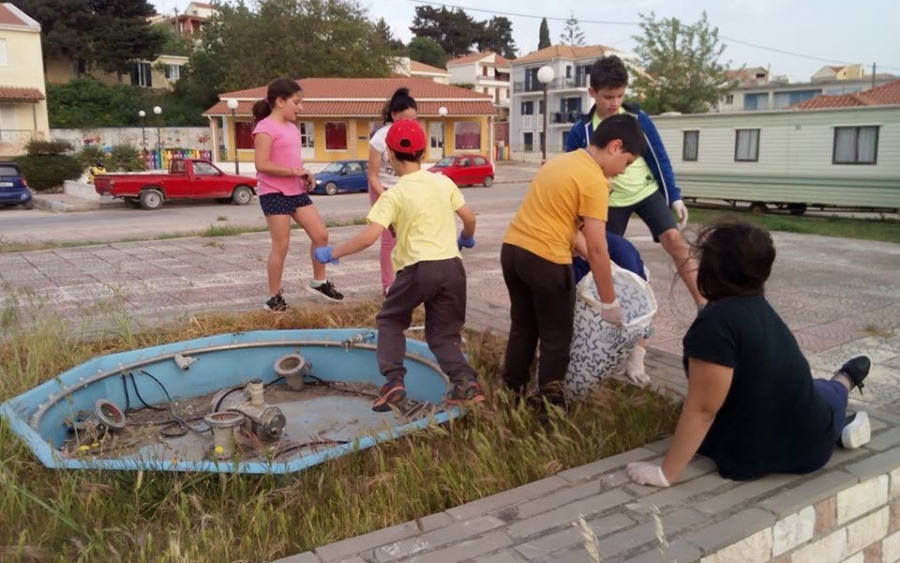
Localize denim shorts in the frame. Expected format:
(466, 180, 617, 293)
(259, 192, 313, 216)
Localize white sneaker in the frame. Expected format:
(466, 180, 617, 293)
(840, 411, 871, 449)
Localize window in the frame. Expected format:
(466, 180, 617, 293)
(565, 65, 572, 78)
(725, 94, 734, 104)
(164, 64, 182, 81)
(521, 101, 534, 115)
(833, 126, 879, 165)
(538, 99, 544, 114)
(193, 161, 218, 175)
(0, 104, 16, 130)
(299, 122, 315, 148)
(131, 62, 152, 88)
(325, 122, 347, 150)
(734, 129, 760, 162)
(682, 131, 699, 161)
(346, 162, 363, 174)
(743, 93, 766, 111)
(474, 157, 487, 166)
(0, 39, 7, 66)
(523, 132, 533, 152)
(454, 121, 481, 150)
(235, 122, 254, 149)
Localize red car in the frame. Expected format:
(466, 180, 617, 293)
(428, 155, 494, 187)
(94, 158, 257, 210)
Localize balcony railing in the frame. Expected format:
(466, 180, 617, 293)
(512, 76, 589, 93)
(553, 111, 581, 124)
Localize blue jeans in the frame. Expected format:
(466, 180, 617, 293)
(573, 232, 647, 284)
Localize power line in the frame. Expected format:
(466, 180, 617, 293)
(404, 0, 900, 71)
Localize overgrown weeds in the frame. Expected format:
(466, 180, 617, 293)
(0, 295, 680, 562)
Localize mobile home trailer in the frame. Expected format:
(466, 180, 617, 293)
(653, 106, 900, 213)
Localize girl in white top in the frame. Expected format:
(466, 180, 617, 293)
(367, 87, 418, 296)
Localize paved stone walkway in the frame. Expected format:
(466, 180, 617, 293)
(1, 166, 899, 563)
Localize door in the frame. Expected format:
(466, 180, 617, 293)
(429, 121, 444, 161)
(191, 161, 230, 198)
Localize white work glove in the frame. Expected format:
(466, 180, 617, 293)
(600, 298, 624, 326)
(627, 461, 671, 488)
(671, 200, 688, 230)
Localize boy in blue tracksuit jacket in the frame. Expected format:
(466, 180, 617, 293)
(566, 55, 705, 309)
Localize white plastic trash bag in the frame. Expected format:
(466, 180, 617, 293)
(565, 263, 658, 399)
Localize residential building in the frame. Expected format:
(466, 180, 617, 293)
(715, 63, 895, 112)
(508, 44, 632, 160)
(447, 52, 511, 119)
(204, 77, 496, 164)
(391, 57, 450, 84)
(150, 1, 215, 38)
(0, 2, 48, 157)
(45, 53, 189, 91)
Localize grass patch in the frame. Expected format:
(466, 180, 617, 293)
(689, 207, 900, 244)
(0, 297, 679, 562)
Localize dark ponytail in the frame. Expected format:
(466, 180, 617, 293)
(381, 87, 418, 124)
(252, 77, 303, 122)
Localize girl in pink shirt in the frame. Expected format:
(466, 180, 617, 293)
(252, 77, 343, 310)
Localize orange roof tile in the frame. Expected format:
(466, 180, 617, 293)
(409, 60, 448, 74)
(513, 44, 620, 65)
(447, 52, 511, 68)
(792, 80, 900, 109)
(216, 77, 492, 103)
(0, 87, 44, 102)
(205, 100, 496, 117)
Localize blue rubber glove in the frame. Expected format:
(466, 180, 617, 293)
(457, 231, 476, 250)
(314, 246, 339, 265)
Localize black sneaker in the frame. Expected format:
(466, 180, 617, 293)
(839, 411, 871, 449)
(838, 356, 871, 393)
(307, 280, 344, 302)
(264, 290, 287, 312)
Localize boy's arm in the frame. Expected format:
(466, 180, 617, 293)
(455, 203, 476, 239)
(332, 222, 385, 260)
(638, 112, 682, 203)
(573, 230, 588, 258)
(582, 217, 614, 303)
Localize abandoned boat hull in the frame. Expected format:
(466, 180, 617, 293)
(0, 329, 461, 474)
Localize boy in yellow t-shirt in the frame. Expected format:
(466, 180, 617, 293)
(314, 119, 483, 412)
(501, 114, 646, 410)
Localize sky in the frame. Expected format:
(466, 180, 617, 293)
(154, 0, 899, 83)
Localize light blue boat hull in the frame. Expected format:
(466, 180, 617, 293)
(0, 329, 461, 474)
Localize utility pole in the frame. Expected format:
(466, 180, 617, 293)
(872, 63, 877, 90)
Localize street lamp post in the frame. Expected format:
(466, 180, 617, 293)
(138, 110, 146, 151)
(438, 106, 448, 159)
(537, 65, 555, 164)
(153, 105, 162, 169)
(226, 99, 240, 175)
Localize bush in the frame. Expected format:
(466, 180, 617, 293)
(15, 154, 84, 192)
(25, 138, 74, 156)
(107, 144, 145, 172)
(75, 145, 106, 170)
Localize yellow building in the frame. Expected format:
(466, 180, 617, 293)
(204, 78, 497, 163)
(0, 2, 48, 157)
(45, 53, 189, 91)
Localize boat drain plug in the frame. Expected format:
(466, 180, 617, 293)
(274, 354, 310, 390)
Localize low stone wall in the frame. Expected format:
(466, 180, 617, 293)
(273, 409, 900, 563)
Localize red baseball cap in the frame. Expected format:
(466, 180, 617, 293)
(386, 119, 426, 155)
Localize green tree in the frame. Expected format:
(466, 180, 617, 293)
(475, 16, 517, 59)
(630, 11, 736, 114)
(373, 17, 406, 54)
(408, 36, 448, 69)
(538, 17, 551, 49)
(409, 6, 478, 58)
(559, 12, 585, 46)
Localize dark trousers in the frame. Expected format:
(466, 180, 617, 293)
(376, 258, 475, 383)
(500, 243, 575, 393)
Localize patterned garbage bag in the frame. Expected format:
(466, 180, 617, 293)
(565, 263, 658, 399)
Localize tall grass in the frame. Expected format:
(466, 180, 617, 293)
(0, 295, 680, 562)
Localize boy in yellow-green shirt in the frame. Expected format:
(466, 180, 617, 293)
(314, 119, 483, 412)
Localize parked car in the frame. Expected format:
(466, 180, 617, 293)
(428, 155, 494, 187)
(309, 160, 369, 195)
(0, 163, 34, 210)
(94, 158, 257, 210)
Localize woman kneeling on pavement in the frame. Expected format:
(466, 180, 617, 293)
(627, 219, 872, 487)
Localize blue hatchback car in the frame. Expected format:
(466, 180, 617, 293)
(0, 163, 34, 210)
(309, 160, 369, 196)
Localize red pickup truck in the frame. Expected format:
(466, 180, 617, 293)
(94, 158, 258, 210)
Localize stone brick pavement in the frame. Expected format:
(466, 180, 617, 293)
(1, 195, 899, 563)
